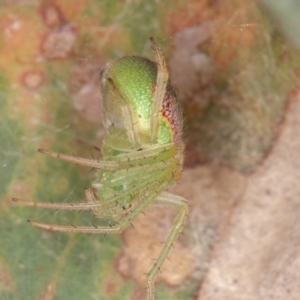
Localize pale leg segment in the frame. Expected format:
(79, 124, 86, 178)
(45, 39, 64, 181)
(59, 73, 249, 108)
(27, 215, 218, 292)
(121, 105, 141, 149)
(146, 192, 188, 300)
(12, 197, 101, 210)
(38, 149, 119, 169)
(106, 77, 141, 148)
(40, 142, 176, 171)
(107, 143, 175, 162)
(12, 189, 100, 210)
(150, 37, 169, 143)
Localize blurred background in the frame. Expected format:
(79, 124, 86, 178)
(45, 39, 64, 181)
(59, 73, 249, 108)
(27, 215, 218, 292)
(1, 0, 300, 299)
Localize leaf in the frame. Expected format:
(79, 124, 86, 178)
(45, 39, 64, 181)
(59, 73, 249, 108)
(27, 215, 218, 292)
(0, 2, 195, 300)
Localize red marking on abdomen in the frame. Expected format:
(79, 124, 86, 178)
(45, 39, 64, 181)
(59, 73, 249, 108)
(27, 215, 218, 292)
(161, 87, 182, 144)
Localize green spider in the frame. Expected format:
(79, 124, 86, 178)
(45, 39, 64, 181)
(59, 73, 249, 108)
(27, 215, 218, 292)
(13, 37, 188, 300)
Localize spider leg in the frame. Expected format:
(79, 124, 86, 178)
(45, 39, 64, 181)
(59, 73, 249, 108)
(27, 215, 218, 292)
(12, 197, 100, 210)
(147, 191, 188, 300)
(27, 220, 121, 233)
(106, 78, 141, 148)
(101, 161, 174, 189)
(150, 37, 169, 143)
(121, 104, 141, 148)
(12, 189, 99, 210)
(26, 174, 172, 235)
(107, 143, 175, 163)
(38, 149, 118, 169)
(99, 161, 176, 213)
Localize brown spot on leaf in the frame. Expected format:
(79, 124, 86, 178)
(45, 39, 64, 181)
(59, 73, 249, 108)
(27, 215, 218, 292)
(165, 0, 218, 36)
(103, 274, 118, 295)
(41, 25, 76, 60)
(0, 262, 15, 291)
(39, 2, 66, 29)
(70, 61, 105, 123)
(39, 281, 55, 300)
(20, 70, 46, 90)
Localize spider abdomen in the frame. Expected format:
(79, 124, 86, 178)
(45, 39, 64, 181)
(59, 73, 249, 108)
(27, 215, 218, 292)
(101, 55, 183, 147)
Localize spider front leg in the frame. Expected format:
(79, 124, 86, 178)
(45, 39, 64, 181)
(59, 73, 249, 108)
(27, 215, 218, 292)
(106, 78, 141, 149)
(150, 37, 169, 143)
